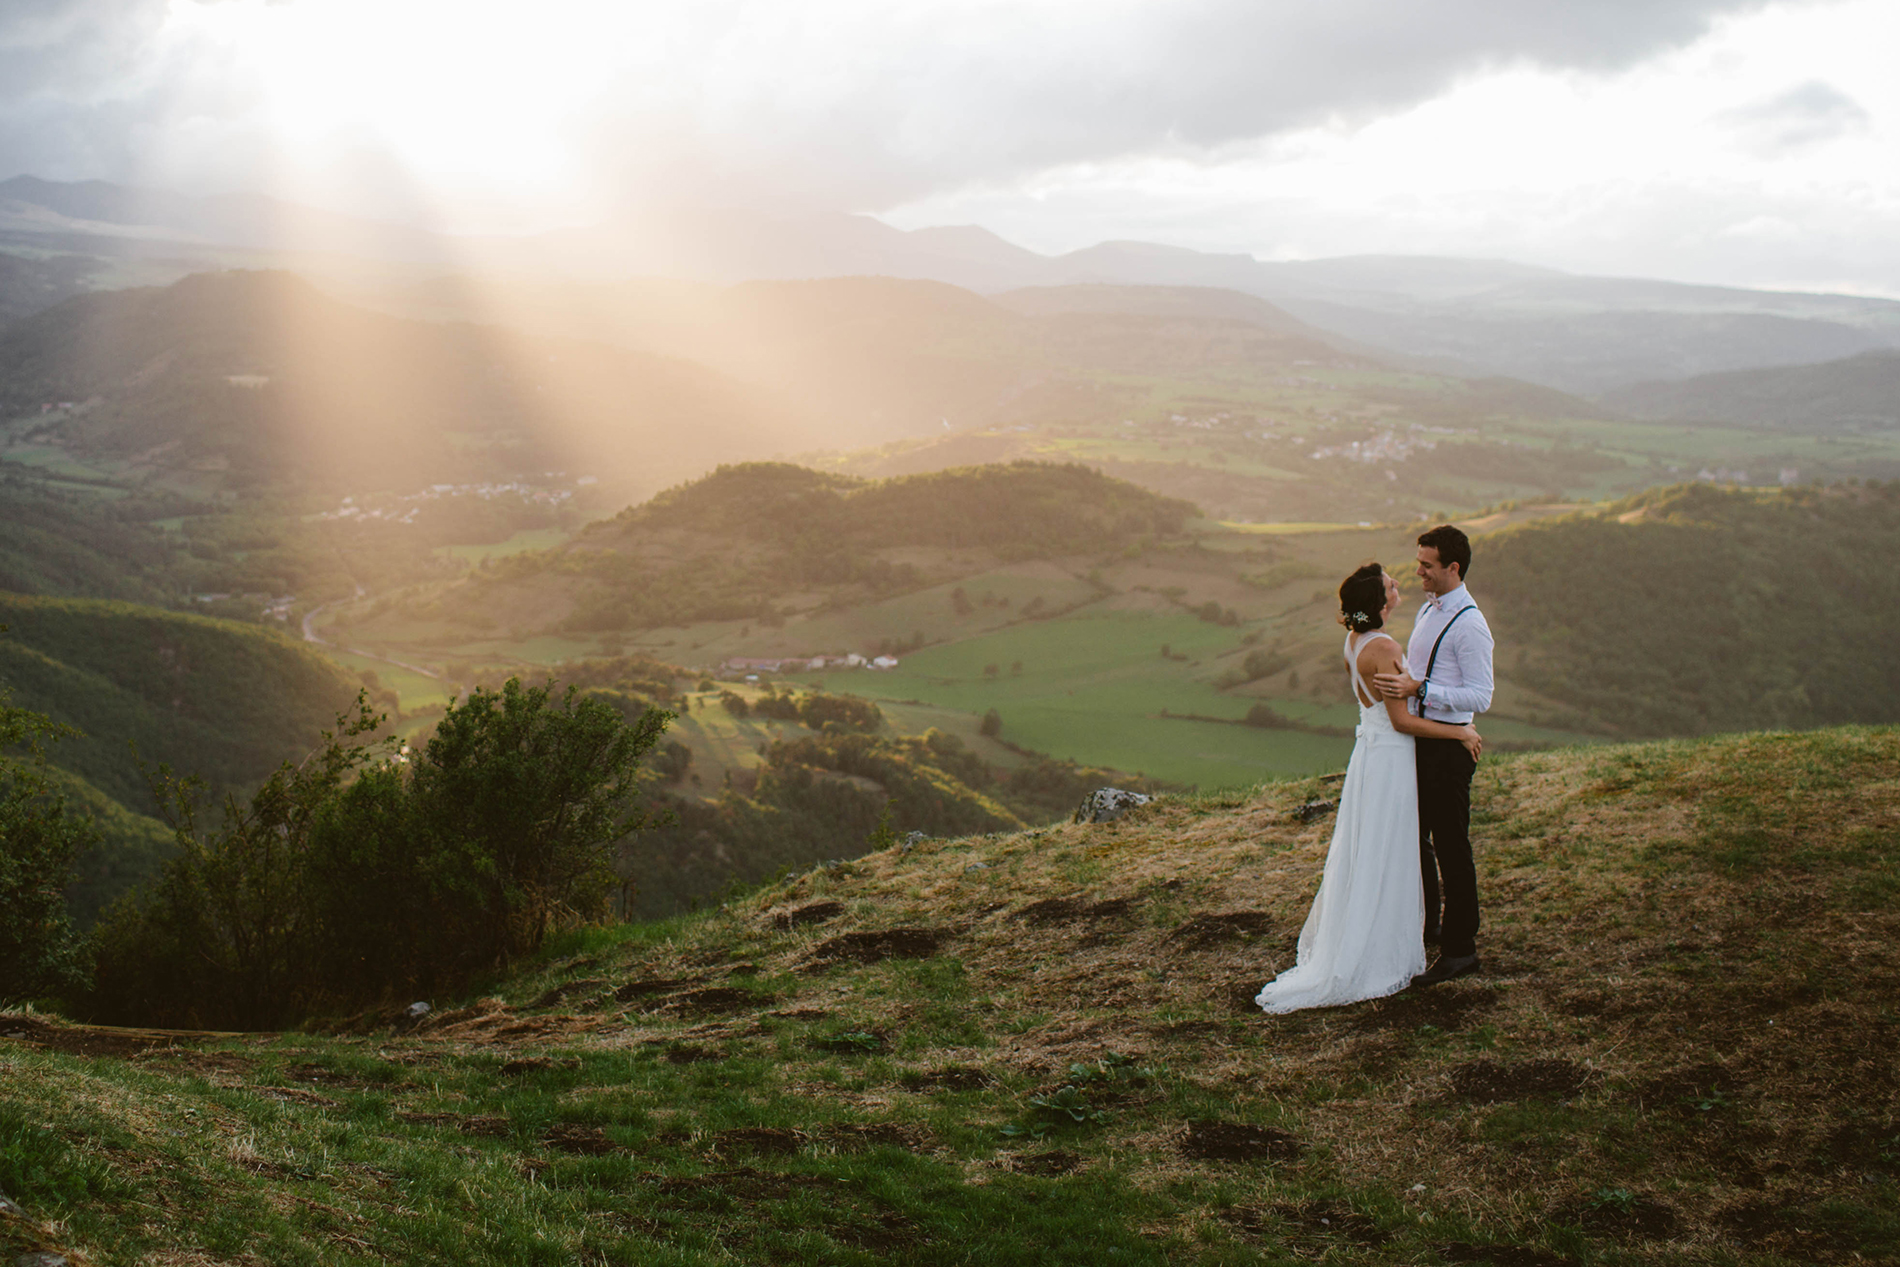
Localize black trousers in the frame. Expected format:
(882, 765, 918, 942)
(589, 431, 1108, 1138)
(1416, 736, 1479, 958)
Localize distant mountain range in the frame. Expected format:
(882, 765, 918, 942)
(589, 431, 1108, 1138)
(4, 174, 1900, 399)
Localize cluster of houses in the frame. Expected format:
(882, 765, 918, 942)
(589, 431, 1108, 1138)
(721, 653, 900, 676)
(191, 592, 296, 621)
(1308, 423, 1461, 465)
(312, 476, 596, 525)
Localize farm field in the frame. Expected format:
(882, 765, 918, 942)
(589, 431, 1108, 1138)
(433, 527, 570, 563)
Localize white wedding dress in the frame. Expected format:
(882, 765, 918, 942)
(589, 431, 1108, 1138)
(1256, 632, 1427, 1013)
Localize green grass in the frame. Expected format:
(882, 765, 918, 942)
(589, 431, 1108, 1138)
(433, 528, 570, 563)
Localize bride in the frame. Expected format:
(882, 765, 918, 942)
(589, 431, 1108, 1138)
(1256, 563, 1483, 1013)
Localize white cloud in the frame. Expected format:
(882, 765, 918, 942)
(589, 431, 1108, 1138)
(2, 0, 1894, 294)
(884, 0, 1900, 295)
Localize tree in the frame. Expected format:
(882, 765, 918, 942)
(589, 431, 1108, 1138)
(88, 682, 671, 1027)
(979, 708, 1003, 737)
(0, 696, 93, 1007)
(397, 679, 670, 968)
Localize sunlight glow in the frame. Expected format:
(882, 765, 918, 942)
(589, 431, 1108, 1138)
(161, 0, 654, 205)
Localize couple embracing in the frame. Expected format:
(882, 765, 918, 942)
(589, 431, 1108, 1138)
(1257, 524, 1494, 1014)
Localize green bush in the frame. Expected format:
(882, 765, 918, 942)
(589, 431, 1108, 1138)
(87, 682, 670, 1028)
(797, 691, 883, 732)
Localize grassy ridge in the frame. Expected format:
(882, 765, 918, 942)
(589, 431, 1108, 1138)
(3, 725, 1896, 1264)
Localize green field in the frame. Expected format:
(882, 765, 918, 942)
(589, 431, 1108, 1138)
(433, 527, 570, 563)
(790, 612, 1356, 787)
(317, 648, 455, 714)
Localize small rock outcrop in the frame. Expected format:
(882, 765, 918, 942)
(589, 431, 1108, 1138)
(1072, 788, 1152, 823)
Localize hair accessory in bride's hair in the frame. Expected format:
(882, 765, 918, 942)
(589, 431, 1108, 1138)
(1351, 611, 1369, 626)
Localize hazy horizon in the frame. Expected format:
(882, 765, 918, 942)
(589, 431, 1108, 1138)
(2, 0, 1896, 297)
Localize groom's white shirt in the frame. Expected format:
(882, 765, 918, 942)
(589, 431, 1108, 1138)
(1405, 583, 1494, 725)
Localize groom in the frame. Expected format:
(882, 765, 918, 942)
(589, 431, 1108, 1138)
(1373, 524, 1494, 987)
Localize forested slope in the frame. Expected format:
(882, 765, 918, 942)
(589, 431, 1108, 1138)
(1481, 481, 1900, 735)
(0, 593, 358, 806)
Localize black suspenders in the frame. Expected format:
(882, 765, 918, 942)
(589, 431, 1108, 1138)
(1421, 606, 1475, 717)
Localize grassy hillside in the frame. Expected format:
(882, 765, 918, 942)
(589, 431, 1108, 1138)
(428, 461, 1195, 636)
(3, 726, 1896, 1264)
(0, 593, 359, 808)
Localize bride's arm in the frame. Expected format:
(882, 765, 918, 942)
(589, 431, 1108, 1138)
(1361, 643, 1482, 754)
(1385, 697, 1481, 744)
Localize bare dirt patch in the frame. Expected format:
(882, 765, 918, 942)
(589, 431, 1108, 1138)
(901, 1066, 993, 1092)
(541, 1124, 619, 1155)
(829, 1212, 924, 1254)
(1181, 1120, 1302, 1163)
(711, 1127, 807, 1156)
(1167, 912, 1274, 950)
(1344, 986, 1497, 1033)
(804, 928, 949, 967)
(1555, 1192, 1681, 1241)
(1273, 1199, 1391, 1249)
(1013, 895, 1137, 925)
(1447, 1058, 1594, 1103)
(659, 988, 775, 1017)
(613, 977, 703, 1003)
(0, 1014, 229, 1059)
(773, 900, 846, 929)
(1009, 1149, 1082, 1175)
(820, 1123, 929, 1151)
(132, 1049, 257, 1078)
(458, 1115, 510, 1137)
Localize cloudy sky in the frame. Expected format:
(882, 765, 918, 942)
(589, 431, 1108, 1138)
(3, 0, 1896, 294)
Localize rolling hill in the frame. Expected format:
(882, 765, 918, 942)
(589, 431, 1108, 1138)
(1602, 348, 1900, 431)
(0, 592, 362, 809)
(0, 270, 816, 499)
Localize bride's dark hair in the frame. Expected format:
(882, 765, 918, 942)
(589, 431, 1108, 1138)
(1337, 563, 1386, 633)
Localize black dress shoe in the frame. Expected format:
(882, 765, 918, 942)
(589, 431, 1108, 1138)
(1410, 954, 1480, 988)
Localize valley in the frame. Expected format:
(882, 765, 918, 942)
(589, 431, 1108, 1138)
(4, 249, 1900, 926)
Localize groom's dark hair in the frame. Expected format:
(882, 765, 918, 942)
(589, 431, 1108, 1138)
(1417, 524, 1472, 581)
